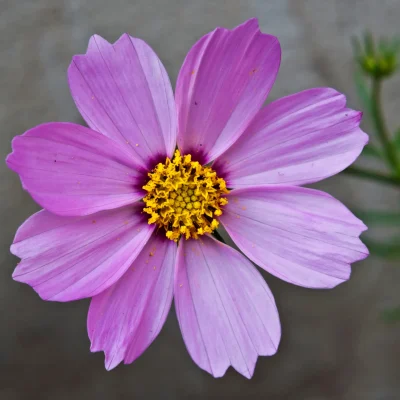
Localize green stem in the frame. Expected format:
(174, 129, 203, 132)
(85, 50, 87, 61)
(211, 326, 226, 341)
(371, 78, 400, 174)
(213, 229, 226, 243)
(344, 166, 400, 186)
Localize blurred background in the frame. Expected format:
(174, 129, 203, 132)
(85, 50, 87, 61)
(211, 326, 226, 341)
(1, 0, 400, 399)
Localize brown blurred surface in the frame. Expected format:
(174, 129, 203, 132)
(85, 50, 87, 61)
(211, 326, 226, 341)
(1, 0, 400, 399)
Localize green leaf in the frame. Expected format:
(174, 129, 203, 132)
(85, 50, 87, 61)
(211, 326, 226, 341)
(382, 307, 400, 323)
(393, 127, 400, 150)
(354, 69, 373, 116)
(363, 237, 400, 259)
(362, 144, 383, 159)
(354, 210, 400, 226)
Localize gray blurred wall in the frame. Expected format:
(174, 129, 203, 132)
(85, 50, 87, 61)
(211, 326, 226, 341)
(1, 0, 400, 399)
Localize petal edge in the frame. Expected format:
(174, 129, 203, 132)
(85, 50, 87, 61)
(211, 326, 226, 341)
(12, 205, 154, 302)
(68, 33, 177, 167)
(174, 235, 280, 378)
(220, 186, 368, 289)
(214, 88, 368, 187)
(176, 18, 281, 163)
(88, 234, 176, 370)
(6, 122, 145, 216)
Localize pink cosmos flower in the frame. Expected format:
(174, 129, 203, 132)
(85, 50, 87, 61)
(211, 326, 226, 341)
(6, 19, 369, 378)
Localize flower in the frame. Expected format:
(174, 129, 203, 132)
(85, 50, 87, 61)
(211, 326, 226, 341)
(6, 18, 369, 379)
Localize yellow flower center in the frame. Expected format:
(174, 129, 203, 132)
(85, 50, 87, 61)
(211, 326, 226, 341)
(142, 150, 229, 241)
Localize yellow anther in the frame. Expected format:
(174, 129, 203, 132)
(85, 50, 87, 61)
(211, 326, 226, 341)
(142, 150, 229, 241)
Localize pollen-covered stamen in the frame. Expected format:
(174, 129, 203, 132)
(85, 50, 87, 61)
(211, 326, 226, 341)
(143, 150, 229, 241)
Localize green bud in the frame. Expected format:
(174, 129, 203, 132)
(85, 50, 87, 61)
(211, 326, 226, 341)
(352, 32, 399, 78)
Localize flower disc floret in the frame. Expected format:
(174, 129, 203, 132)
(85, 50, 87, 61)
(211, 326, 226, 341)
(143, 150, 228, 241)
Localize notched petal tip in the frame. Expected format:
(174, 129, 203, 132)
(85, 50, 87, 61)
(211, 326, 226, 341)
(114, 32, 134, 45)
(213, 17, 259, 35)
(242, 16, 259, 28)
(87, 235, 175, 371)
(5, 150, 16, 173)
(215, 86, 370, 187)
(69, 54, 84, 67)
(6, 127, 35, 173)
(175, 236, 281, 379)
(11, 266, 22, 281)
(7, 122, 146, 216)
(11, 266, 60, 302)
(10, 207, 155, 302)
(176, 17, 282, 163)
(221, 186, 368, 290)
(84, 34, 111, 55)
(361, 243, 370, 258)
(76, 33, 141, 60)
(69, 35, 112, 71)
(213, 364, 252, 380)
(104, 355, 120, 371)
(359, 219, 369, 233)
(69, 28, 177, 165)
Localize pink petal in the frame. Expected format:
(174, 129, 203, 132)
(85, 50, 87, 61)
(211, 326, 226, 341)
(176, 18, 281, 164)
(11, 204, 154, 302)
(220, 186, 369, 289)
(88, 234, 176, 370)
(213, 88, 368, 187)
(68, 34, 177, 168)
(175, 235, 280, 379)
(6, 122, 145, 216)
